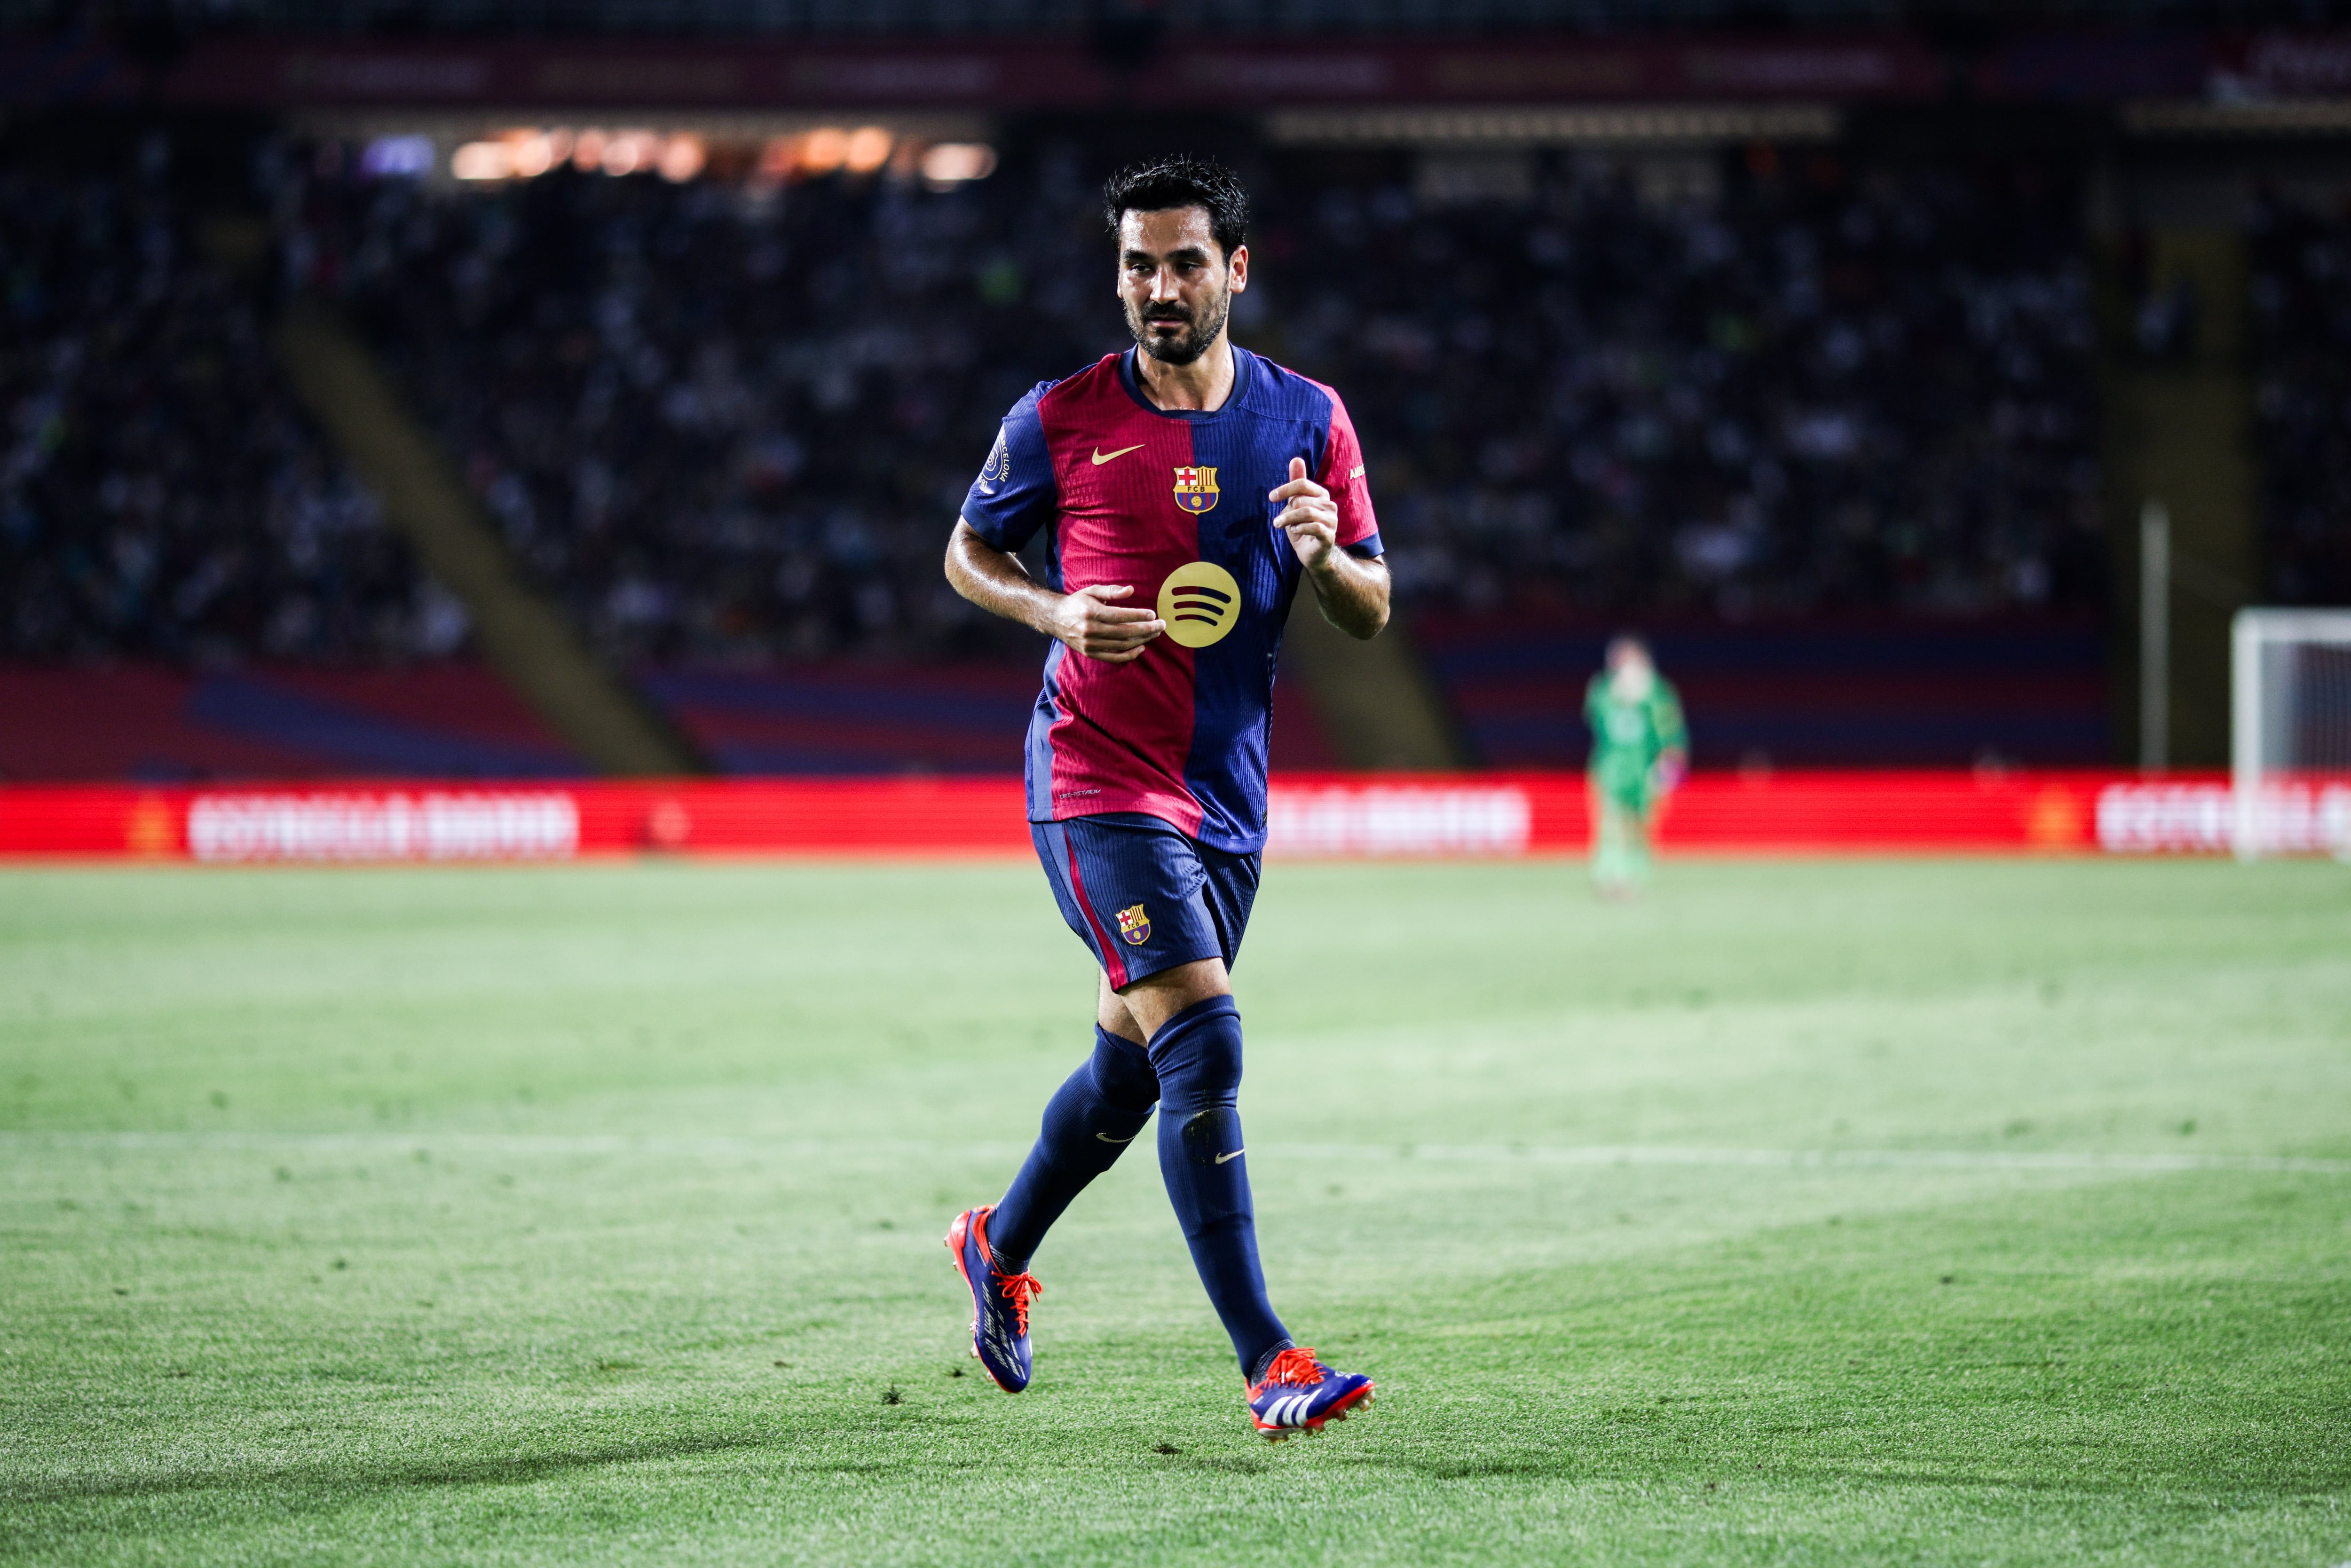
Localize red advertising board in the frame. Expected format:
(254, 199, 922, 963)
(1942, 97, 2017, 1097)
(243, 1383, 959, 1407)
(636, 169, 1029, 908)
(0, 770, 2298, 864)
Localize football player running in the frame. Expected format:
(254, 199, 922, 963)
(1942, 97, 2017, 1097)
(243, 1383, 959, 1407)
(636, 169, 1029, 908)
(1586, 634, 1688, 898)
(941, 155, 1386, 1439)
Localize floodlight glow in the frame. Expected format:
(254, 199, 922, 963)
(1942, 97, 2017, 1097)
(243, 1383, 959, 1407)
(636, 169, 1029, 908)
(919, 142, 997, 186)
(799, 127, 848, 174)
(360, 135, 434, 179)
(844, 126, 894, 174)
(658, 134, 707, 183)
(509, 132, 556, 178)
(603, 130, 659, 176)
(452, 141, 517, 181)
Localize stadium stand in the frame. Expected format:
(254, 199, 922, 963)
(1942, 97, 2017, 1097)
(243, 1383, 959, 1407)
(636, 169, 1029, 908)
(0, 141, 443, 666)
(0, 662, 582, 780)
(2, 118, 2114, 776)
(278, 138, 2104, 764)
(1269, 151, 2103, 624)
(1417, 611, 2107, 769)
(2249, 190, 2351, 611)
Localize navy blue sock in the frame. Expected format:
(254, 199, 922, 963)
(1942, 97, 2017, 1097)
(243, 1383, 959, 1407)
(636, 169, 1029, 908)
(989, 1027, 1158, 1271)
(1146, 994, 1290, 1379)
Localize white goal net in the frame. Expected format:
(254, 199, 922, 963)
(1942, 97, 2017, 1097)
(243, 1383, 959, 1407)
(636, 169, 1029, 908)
(2233, 609, 2351, 860)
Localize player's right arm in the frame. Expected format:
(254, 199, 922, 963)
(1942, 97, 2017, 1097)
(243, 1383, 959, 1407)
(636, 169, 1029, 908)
(942, 386, 1163, 663)
(945, 522, 1164, 663)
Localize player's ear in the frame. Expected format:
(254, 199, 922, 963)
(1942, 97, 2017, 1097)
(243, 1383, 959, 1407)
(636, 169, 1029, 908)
(1226, 244, 1247, 292)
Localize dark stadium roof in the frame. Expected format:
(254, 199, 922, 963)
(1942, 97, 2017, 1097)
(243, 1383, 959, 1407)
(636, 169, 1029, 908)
(11, 0, 2350, 37)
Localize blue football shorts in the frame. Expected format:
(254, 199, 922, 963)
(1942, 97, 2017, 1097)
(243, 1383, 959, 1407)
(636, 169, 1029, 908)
(1031, 812, 1261, 990)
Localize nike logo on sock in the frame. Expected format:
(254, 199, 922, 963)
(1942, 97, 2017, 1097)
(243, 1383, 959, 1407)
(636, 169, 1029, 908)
(1095, 1131, 1139, 1143)
(1215, 1149, 1245, 1164)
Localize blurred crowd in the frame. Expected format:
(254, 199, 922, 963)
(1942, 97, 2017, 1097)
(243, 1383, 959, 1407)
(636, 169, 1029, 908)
(289, 142, 2103, 664)
(1270, 149, 2104, 620)
(0, 136, 455, 664)
(2249, 194, 2351, 608)
(7, 130, 2110, 670)
(294, 143, 1120, 664)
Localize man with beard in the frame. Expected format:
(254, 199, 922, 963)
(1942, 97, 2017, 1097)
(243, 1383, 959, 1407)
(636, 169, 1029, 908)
(940, 155, 1388, 1439)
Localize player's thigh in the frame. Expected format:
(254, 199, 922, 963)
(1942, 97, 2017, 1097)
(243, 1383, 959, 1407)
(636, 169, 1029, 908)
(1033, 812, 1227, 993)
(1114, 957, 1231, 1041)
(1195, 843, 1262, 972)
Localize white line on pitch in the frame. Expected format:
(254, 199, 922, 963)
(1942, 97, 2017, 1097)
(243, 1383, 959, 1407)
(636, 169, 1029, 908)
(1, 1131, 2345, 1176)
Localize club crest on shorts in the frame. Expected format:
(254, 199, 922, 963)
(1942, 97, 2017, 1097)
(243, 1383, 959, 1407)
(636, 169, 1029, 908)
(1172, 466, 1219, 514)
(1115, 903, 1151, 945)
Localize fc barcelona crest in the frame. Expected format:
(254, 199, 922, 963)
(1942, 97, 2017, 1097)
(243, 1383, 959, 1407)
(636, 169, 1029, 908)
(1172, 466, 1219, 515)
(1115, 903, 1151, 946)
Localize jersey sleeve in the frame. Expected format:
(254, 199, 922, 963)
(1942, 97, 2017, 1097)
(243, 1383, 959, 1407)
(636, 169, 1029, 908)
(1315, 392, 1383, 559)
(960, 384, 1058, 552)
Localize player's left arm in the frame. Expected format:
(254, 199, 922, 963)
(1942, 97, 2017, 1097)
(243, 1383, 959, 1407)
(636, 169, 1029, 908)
(1274, 397, 1389, 639)
(1271, 455, 1389, 639)
(1651, 680, 1690, 793)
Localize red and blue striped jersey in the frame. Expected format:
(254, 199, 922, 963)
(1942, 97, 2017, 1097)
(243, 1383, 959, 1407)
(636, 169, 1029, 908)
(961, 346, 1383, 854)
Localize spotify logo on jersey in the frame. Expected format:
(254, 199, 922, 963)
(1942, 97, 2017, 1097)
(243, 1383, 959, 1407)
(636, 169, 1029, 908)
(1157, 561, 1242, 648)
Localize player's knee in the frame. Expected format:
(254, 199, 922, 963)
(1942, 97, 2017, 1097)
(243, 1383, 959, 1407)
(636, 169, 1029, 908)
(1088, 1027, 1159, 1112)
(1145, 994, 1243, 1103)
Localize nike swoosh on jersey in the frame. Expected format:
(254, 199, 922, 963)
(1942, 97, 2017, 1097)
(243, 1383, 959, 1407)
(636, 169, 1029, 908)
(1215, 1149, 1245, 1164)
(1091, 443, 1145, 465)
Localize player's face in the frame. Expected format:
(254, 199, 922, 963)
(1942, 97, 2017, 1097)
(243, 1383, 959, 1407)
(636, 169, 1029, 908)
(1117, 206, 1248, 367)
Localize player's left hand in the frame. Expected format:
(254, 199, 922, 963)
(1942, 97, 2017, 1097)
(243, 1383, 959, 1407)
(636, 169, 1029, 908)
(1270, 457, 1340, 572)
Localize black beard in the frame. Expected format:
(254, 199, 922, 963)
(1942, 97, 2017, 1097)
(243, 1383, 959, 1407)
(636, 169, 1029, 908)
(1129, 292, 1230, 366)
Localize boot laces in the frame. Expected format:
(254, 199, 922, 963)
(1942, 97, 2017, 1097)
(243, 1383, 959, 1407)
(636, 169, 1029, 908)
(995, 1269, 1043, 1335)
(1260, 1347, 1324, 1389)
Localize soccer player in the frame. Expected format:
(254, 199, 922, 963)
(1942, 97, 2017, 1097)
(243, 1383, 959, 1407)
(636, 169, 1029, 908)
(939, 156, 1384, 1439)
(1585, 635, 1687, 898)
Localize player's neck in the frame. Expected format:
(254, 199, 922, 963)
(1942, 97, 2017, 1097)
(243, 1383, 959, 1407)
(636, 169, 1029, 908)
(1134, 334, 1237, 414)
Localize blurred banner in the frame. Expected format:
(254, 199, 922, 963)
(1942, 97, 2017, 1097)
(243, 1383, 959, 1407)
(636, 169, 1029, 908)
(80, 29, 2344, 112)
(0, 771, 2296, 861)
(157, 35, 1944, 111)
(13, 26, 2351, 111)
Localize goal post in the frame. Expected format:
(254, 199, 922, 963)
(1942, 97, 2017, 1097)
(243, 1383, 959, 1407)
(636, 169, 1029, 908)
(2232, 608, 2351, 861)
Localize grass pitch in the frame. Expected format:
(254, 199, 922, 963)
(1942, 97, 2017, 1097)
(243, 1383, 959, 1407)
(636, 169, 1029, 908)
(2, 855, 2347, 1566)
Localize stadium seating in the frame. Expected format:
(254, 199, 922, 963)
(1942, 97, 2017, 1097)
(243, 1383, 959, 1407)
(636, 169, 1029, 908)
(0, 150, 439, 665)
(1415, 611, 2109, 768)
(0, 663, 576, 780)
(2248, 193, 2351, 609)
(4, 128, 2122, 776)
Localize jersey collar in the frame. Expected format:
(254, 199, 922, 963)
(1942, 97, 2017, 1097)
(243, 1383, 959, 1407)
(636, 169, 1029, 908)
(1116, 343, 1254, 423)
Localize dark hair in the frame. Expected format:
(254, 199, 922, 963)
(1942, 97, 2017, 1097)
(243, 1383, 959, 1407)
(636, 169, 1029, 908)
(1102, 156, 1249, 261)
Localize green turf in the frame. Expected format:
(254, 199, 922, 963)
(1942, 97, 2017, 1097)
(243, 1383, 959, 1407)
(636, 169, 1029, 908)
(1, 856, 2347, 1566)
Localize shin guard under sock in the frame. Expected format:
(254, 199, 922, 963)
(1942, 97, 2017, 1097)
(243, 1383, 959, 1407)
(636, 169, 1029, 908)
(989, 1026, 1158, 1269)
(1146, 994, 1290, 1378)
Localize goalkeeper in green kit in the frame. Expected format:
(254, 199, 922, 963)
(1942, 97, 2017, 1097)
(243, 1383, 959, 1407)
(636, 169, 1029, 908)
(1585, 636, 1688, 897)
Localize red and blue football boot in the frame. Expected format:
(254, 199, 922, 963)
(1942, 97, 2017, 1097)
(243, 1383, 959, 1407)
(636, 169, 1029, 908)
(1246, 1346, 1373, 1440)
(946, 1206, 1043, 1393)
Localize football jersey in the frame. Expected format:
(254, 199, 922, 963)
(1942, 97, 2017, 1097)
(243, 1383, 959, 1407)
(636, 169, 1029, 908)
(961, 346, 1383, 854)
(1584, 672, 1687, 804)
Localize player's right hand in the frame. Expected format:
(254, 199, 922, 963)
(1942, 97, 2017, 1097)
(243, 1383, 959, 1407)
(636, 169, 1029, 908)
(1050, 584, 1163, 662)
